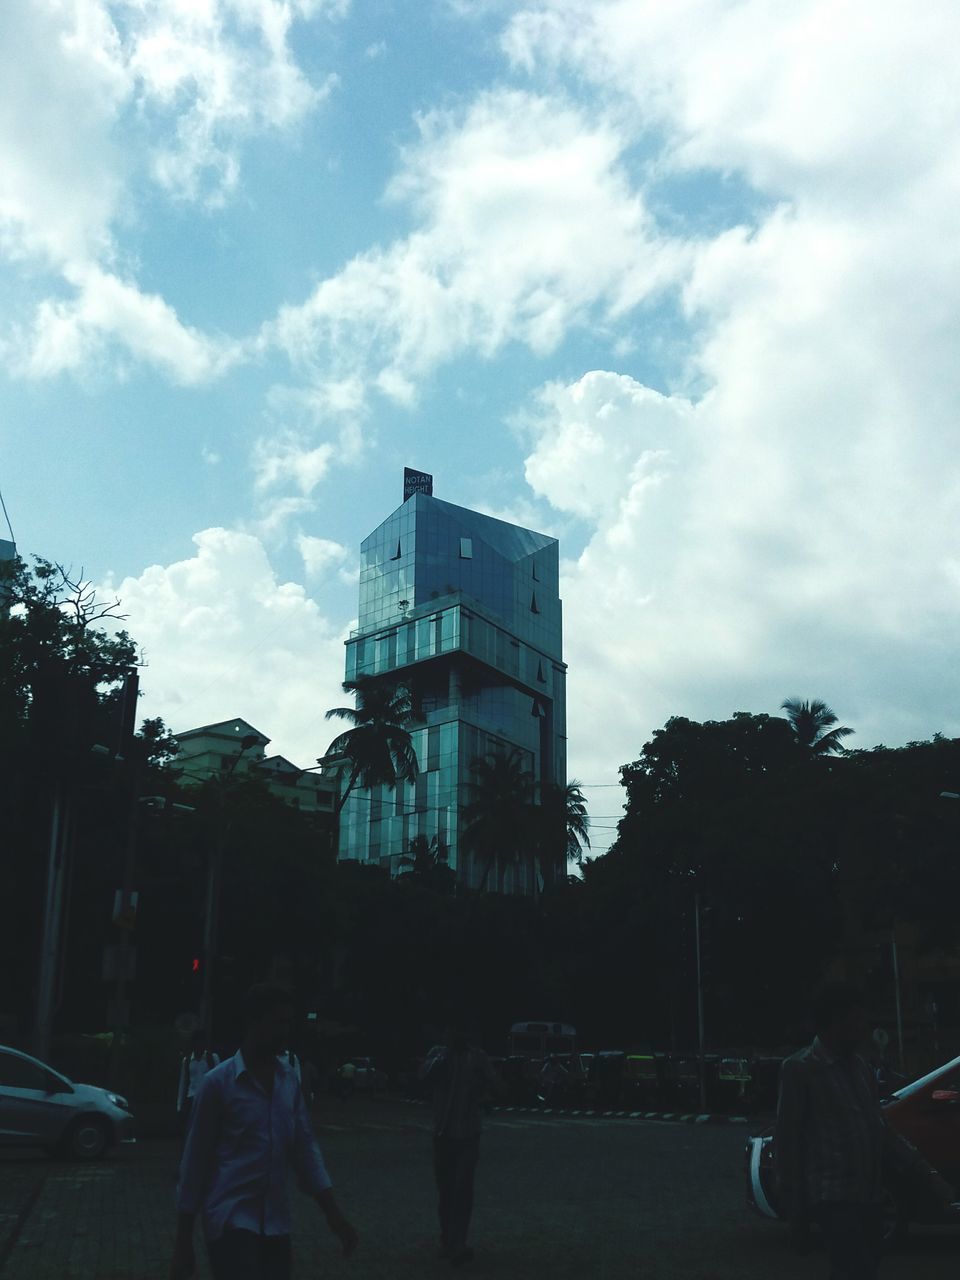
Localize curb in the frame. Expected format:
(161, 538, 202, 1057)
(395, 1096, 750, 1125)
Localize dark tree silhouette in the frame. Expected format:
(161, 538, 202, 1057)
(323, 680, 419, 814)
(781, 697, 854, 756)
(463, 747, 535, 892)
(536, 780, 591, 887)
(397, 833, 454, 892)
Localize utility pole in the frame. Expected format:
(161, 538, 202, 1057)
(199, 734, 259, 1041)
(891, 927, 905, 1074)
(695, 889, 707, 1113)
(32, 781, 71, 1062)
(199, 791, 226, 1042)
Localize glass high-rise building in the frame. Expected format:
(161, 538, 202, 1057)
(338, 485, 566, 893)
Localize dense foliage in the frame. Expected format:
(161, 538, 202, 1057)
(5, 556, 960, 1077)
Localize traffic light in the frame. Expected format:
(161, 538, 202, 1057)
(192, 957, 201, 974)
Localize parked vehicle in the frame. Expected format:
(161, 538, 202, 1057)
(622, 1052, 661, 1109)
(592, 1051, 627, 1108)
(396, 1057, 427, 1097)
(500, 1054, 541, 1105)
(0, 1043, 134, 1160)
(659, 1053, 702, 1109)
(508, 1022, 576, 1059)
(348, 1057, 387, 1092)
(746, 1053, 960, 1243)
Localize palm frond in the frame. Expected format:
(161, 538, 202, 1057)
(325, 705, 359, 723)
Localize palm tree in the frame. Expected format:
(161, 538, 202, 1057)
(781, 697, 854, 756)
(536, 781, 591, 888)
(323, 679, 419, 814)
(463, 747, 535, 892)
(397, 833, 453, 891)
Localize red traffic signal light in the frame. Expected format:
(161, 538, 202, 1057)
(191, 957, 201, 974)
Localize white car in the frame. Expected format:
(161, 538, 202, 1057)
(350, 1057, 387, 1092)
(0, 1043, 135, 1160)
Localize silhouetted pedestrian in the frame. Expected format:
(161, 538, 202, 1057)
(177, 1032, 219, 1132)
(775, 982, 954, 1279)
(170, 982, 358, 1280)
(420, 1022, 500, 1267)
(280, 1047, 301, 1085)
(337, 1058, 356, 1100)
(539, 1054, 567, 1106)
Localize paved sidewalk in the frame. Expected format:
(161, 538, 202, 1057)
(1, 1099, 958, 1278)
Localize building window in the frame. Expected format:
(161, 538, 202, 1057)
(530, 592, 540, 614)
(459, 537, 473, 559)
(531, 697, 545, 719)
(532, 561, 540, 581)
(537, 660, 545, 683)
(390, 539, 402, 560)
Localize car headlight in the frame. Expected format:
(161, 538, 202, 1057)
(107, 1093, 129, 1110)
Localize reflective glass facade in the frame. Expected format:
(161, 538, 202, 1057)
(339, 493, 566, 893)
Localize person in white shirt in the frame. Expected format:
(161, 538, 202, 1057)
(177, 1033, 220, 1127)
(280, 1048, 301, 1086)
(170, 983, 358, 1280)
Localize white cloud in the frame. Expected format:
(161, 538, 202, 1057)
(265, 87, 687, 401)
(130, 0, 343, 205)
(254, 437, 336, 496)
(18, 0, 959, 829)
(522, 372, 692, 521)
(10, 265, 239, 384)
(255, 496, 316, 539)
(102, 527, 347, 766)
(504, 0, 960, 815)
(297, 534, 348, 577)
(248, 381, 368, 526)
(502, 0, 960, 205)
(0, 0, 343, 380)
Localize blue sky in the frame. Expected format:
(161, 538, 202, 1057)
(3, 0, 960, 855)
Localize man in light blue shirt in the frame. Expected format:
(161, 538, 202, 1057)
(171, 983, 358, 1280)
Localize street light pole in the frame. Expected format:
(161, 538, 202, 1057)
(695, 889, 707, 1113)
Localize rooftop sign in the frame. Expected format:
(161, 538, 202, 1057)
(403, 467, 433, 501)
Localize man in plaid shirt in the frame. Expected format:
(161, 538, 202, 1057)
(776, 983, 955, 1278)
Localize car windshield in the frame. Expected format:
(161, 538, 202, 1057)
(0, 1049, 72, 1093)
(889, 1053, 960, 1101)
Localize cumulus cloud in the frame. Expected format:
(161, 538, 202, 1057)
(297, 534, 348, 577)
(102, 527, 347, 766)
(254, 437, 336, 496)
(248, 381, 368, 529)
(0, 0, 342, 381)
(512, 0, 960, 813)
(129, 0, 343, 205)
(16, 0, 960, 845)
(9, 264, 240, 383)
(503, 0, 960, 205)
(522, 372, 692, 521)
(265, 87, 688, 401)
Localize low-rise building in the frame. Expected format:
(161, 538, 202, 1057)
(173, 718, 337, 818)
